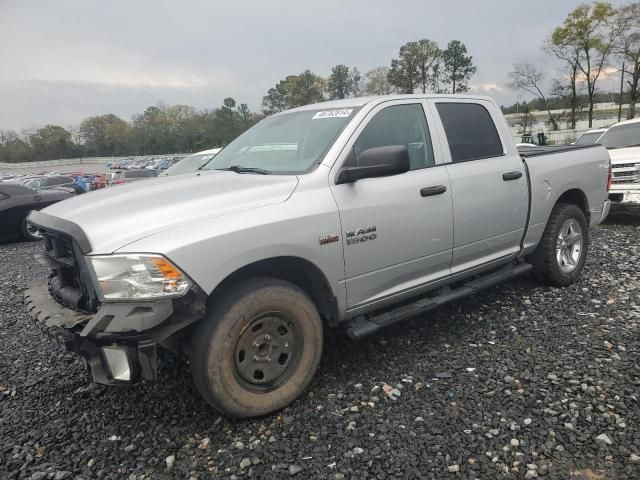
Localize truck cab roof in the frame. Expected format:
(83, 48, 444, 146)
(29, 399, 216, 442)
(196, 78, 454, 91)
(281, 94, 497, 115)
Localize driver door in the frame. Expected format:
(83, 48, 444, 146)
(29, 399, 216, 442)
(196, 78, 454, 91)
(330, 101, 453, 310)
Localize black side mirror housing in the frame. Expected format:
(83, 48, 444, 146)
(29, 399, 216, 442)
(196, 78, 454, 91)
(337, 145, 410, 184)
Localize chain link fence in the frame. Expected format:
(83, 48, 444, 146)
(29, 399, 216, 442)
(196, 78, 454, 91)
(513, 129, 589, 146)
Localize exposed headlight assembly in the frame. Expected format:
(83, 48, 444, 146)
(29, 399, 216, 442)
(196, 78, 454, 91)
(89, 254, 191, 301)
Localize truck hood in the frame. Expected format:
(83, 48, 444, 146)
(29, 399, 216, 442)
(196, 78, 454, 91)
(608, 146, 640, 165)
(41, 170, 299, 253)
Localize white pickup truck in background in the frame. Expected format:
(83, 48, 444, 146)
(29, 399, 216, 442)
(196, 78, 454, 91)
(597, 118, 640, 213)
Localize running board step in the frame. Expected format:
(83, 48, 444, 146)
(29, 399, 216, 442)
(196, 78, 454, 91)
(345, 262, 533, 340)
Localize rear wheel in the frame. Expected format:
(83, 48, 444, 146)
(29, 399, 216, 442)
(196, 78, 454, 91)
(21, 214, 43, 241)
(529, 203, 588, 286)
(190, 277, 323, 418)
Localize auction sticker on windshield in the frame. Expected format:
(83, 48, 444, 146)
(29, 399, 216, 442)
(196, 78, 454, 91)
(312, 109, 353, 119)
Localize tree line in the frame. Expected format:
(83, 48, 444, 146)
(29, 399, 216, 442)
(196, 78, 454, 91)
(0, 37, 476, 163)
(261, 39, 475, 114)
(5, 2, 639, 162)
(0, 99, 261, 163)
(509, 1, 640, 130)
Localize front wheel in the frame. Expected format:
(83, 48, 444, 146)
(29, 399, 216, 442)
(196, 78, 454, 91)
(21, 214, 43, 241)
(529, 203, 589, 286)
(190, 277, 323, 418)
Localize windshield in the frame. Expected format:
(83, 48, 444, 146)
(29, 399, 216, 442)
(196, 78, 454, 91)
(575, 131, 603, 145)
(201, 108, 358, 174)
(23, 177, 44, 189)
(598, 123, 640, 149)
(162, 152, 219, 176)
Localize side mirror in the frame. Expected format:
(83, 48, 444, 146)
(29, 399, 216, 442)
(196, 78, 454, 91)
(337, 145, 410, 184)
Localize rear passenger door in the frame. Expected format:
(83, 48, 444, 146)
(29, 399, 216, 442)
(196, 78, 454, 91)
(431, 100, 528, 274)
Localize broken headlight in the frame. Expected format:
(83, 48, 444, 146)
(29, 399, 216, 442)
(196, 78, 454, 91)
(89, 254, 191, 301)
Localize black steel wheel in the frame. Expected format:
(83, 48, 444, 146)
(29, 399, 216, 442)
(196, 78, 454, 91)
(233, 313, 302, 392)
(190, 277, 323, 418)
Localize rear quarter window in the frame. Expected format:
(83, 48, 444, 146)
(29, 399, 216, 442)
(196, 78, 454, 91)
(436, 103, 504, 163)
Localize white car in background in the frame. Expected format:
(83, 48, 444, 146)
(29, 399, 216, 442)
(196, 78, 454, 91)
(574, 128, 607, 146)
(598, 118, 640, 212)
(160, 148, 222, 176)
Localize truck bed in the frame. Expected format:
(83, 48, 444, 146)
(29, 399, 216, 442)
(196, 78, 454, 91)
(520, 143, 610, 254)
(518, 144, 601, 157)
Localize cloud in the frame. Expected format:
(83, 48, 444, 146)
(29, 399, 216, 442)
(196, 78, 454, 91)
(0, 0, 631, 129)
(470, 83, 504, 93)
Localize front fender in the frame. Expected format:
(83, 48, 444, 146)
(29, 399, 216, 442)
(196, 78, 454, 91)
(116, 189, 347, 315)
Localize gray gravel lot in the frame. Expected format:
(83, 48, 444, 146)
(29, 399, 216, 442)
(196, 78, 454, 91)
(1, 216, 639, 480)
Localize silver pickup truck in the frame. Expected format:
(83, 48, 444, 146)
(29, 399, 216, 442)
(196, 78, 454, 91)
(25, 95, 611, 418)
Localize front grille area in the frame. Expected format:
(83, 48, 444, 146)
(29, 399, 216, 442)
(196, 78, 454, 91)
(41, 230, 98, 313)
(612, 167, 640, 184)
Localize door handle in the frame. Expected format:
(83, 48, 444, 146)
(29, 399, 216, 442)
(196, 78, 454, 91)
(502, 171, 523, 181)
(420, 185, 447, 197)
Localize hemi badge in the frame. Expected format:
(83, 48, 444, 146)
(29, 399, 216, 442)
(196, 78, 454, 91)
(319, 234, 339, 246)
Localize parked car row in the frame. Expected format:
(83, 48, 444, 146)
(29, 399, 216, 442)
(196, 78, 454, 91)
(91, 148, 221, 191)
(0, 149, 224, 242)
(0, 171, 98, 242)
(90, 169, 160, 190)
(0, 171, 96, 194)
(107, 156, 185, 171)
(0, 183, 79, 241)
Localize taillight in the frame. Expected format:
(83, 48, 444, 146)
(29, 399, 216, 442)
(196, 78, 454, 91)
(607, 160, 612, 192)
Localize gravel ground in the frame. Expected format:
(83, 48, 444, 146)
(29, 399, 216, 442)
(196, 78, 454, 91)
(1, 215, 639, 480)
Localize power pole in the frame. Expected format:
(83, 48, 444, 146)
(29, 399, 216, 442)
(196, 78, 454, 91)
(618, 61, 625, 123)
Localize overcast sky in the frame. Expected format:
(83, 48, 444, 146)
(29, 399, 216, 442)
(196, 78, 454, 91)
(0, 0, 630, 131)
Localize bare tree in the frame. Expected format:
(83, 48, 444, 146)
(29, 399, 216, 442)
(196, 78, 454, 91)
(551, 3, 618, 127)
(617, 2, 640, 119)
(509, 63, 559, 130)
(544, 37, 582, 129)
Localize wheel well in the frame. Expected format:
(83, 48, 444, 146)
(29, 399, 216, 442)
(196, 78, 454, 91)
(556, 189, 590, 223)
(212, 257, 340, 327)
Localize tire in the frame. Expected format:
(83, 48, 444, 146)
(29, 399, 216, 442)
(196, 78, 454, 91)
(529, 203, 589, 287)
(190, 277, 323, 418)
(21, 214, 43, 241)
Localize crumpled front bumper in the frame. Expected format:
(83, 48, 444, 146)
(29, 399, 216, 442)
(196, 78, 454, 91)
(24, 277, 205, 385)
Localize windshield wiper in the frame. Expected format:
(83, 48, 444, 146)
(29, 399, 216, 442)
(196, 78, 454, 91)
(217, 165, 270, 175)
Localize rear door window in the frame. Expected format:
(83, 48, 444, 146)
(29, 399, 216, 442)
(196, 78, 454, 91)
(436, 103, 504, 163)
